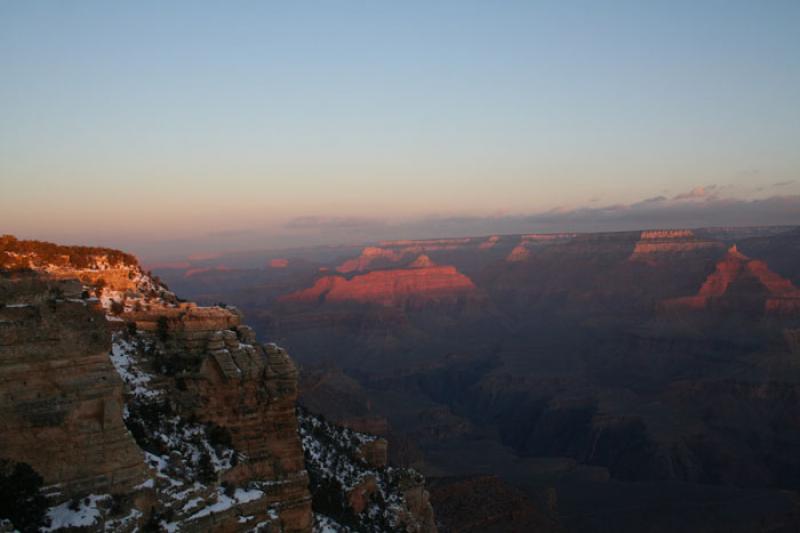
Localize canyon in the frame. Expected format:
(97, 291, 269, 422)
(155, 225, 800, 532)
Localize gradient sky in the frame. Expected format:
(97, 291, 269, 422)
(2, 1, 799, 259)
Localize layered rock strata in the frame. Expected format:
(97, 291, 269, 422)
(628, 229, 723, 264)
(662, 245, 800, 313)
(0, 237, 315, 532)
(0, 274, 148, 499)
(280, 265, 478, 308)
(505, 233, 577, 262)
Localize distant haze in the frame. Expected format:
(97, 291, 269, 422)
(2, 1, 799, 260)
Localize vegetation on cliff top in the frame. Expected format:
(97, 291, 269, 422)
(0, 235, 137, 270)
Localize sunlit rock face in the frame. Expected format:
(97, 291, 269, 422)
(337, 237, 511, 274)
(280, 265, 478, 308)
(506, 243, 531, 262)
(270, 258, 290, 268)
(628, 229, 724, 264)
(505, 233, 577, 262)
(0, 275, 148, 499)
(408, 254, 436, 268)
(662, 245, 800, 313)
(0, 236, 314, 532)
(478, 235, 501, 250)
(336, 246, 412, 273)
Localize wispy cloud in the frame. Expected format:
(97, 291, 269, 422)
(285, 216, 387, 230)
(672, 185, 716, 200)
(282, 191, 800, 244)
(137, 190, 800, 261)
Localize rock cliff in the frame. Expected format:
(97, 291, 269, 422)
(337, 236, 514, 274)
(505, 233, 577, 262)
(0, 274, 148, 500)
(280, 265, 478, 308)
(298, 409, 437, 532)
(662, 245, 800, 313)
(628, 229, 723, 264)
(0, 236, 438, 532)
(1, 236, 314, 531)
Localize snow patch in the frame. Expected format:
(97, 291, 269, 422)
(44, 494, 110, 531)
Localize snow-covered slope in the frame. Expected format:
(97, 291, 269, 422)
(298, 409, 436, 533)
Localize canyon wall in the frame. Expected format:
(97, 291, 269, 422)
(0, 275, 148, 499)
(281, 263, 478, 308)
(1, 236, 439, 532)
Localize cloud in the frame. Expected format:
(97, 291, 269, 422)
(285, 216, 387, 230)
(672, 185, 716, 200)
(135, 191, 800, 261)
(634, 195, 668, 205)
(204, 228, 257, 238)
(278, 192, 800, 243)
(774, 180, 795, 188)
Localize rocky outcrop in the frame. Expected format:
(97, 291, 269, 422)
(479, 235, 501, 250)
(0, 236, 447, 532)
(336, 247, 412, 273)
(662, 245, 800, 313)
(0, 237, 315, 532)
(0, 274, 148, 499)
(298, 409, 437, 532)
(111, 293, 313, 531)
(628, 229, 723, 264)
(506, 243, 531, 262)
(336, 236, 512, 274)
(505, 233, 577, 262)
(280, 265, 478, 308)
(408, 254, 436, 269)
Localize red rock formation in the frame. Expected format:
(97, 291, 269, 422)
(356, 439, 389, 468)
(280, 265, 477, 307)
(184, 265, 231, 278)
(408, 254, 436, 268)
(506, 233, 577, 262)
(662, 245, 800, 313)
(347, 476, 380, 514)
(181, 342, 312, 531)
(628, 229, 723, 264)
(506, 243, 531, 262)
(337, 237, 502, 274)
(336, 246, 411, 273)
(479, 235, 501, 249)
(270, 258, 290, 268)
(0, 276, 148, 498)
(116, 298, 313, 531)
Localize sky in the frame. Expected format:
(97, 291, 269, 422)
(1, 1, 799, 260)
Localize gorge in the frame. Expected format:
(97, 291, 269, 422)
(154, 225, 800, 532)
